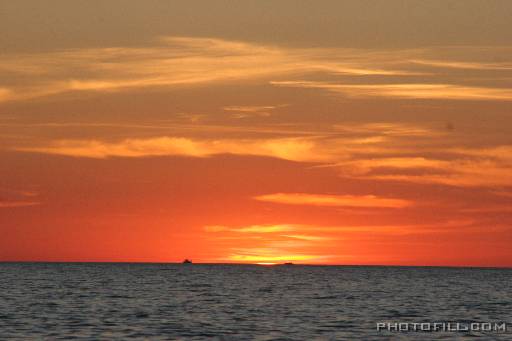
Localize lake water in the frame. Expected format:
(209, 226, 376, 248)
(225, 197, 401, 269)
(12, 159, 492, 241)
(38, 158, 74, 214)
(0, 263, 510, 340)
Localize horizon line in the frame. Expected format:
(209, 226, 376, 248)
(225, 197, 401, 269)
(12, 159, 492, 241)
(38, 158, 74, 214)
(0, 261, 510, 270)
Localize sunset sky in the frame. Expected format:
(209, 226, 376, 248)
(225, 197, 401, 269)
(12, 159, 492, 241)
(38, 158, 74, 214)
(1, 0, 512, 266)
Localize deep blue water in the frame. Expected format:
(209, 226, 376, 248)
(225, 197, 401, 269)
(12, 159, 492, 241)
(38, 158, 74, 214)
(0, 263, 511, 340)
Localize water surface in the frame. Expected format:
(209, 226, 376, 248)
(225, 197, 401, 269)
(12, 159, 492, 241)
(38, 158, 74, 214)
(0, 263, 510, 340)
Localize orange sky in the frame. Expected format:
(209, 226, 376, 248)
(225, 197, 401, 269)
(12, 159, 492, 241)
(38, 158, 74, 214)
(1, 1, 512, 266)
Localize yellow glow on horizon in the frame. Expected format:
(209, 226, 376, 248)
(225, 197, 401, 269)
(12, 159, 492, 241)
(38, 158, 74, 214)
(227, 253, 320, 263)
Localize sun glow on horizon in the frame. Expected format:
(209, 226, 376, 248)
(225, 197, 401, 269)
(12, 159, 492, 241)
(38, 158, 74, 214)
(256, 262, 278, 266)
(226, 253, 322, 263)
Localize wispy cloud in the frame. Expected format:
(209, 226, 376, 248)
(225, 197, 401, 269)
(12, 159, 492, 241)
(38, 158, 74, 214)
(206, 220, 475, 237)
(335, 146, 512, 187)
(14, 136, 331, 162)
(410, 59, 512, 71)
(223, 104, 286, 118)
(0, 189, 40, 208)
(333, 122, 437, 137)
(13, 131, 397, 162)
(271, 81, 512, 101)
(254, 193, 412, 208)
(281, 235, 330, 241)
(0, 37, 411, 103)
(12, 120, 512, 188)
(1, 37, 510, 105)
(362, 166, 511, 187)
(205, 224, 332, 263)
(204, 224, 296, 233)
(0, 201, 40, 208)
(205, 219, 475, 263)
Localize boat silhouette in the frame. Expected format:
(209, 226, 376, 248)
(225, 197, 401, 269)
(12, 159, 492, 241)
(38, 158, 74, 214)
(182, 259, 192, 264)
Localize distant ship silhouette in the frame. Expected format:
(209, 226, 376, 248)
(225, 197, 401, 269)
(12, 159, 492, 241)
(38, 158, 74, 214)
(283, 262, 294, 266)
(182, 259, 192, 264)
